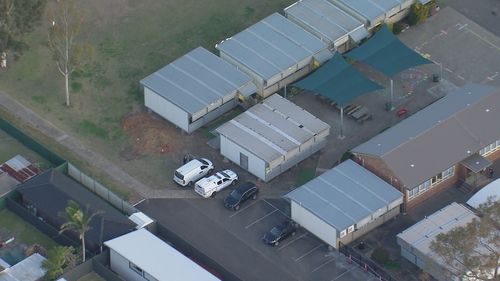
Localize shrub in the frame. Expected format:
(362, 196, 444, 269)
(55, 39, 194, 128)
(371, 247, 390, 265)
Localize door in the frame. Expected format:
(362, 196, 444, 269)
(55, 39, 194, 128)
(240, 153, 248, 170)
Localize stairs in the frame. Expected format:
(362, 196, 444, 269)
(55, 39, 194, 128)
(457, 180, 475, 194)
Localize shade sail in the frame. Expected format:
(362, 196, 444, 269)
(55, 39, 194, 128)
(293, 53, 383, 106)
(345, 26, 432, 77)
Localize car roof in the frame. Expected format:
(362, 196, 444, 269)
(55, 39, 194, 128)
(237, 182, 256, 192)
(176, 159, 203, 174)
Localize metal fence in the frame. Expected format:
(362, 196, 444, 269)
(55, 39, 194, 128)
(338, 242, 398, 281)
(0, 117, 65, 166)
(67, 163, 138, 215)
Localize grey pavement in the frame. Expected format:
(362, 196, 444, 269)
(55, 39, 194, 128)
(438, 0, 500, 37)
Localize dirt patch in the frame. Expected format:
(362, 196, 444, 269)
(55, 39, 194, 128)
(121, 112, 183, 160)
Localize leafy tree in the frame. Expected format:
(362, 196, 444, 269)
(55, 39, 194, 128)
(59, 200, 102, 262)
(0, 0, 46, 53)
(408, 3, 429, 26)
(41, 245, 76, 280)
(48, 0, 92, 107)
(430, 198, 500, 280)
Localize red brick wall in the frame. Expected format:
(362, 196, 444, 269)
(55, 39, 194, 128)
(353, 153, 404, 191)
(485, 148, 500, 162)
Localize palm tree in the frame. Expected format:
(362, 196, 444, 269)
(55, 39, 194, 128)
(41, 245, 76, 280)
(59, 200, 102, 262)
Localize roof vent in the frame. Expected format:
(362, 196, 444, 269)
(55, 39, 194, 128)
(467, 91, 472, 95)
(410, 164, 415, 168)
(377, 143, 381, 146)
(486, 108, 490, 112)
(299, 124, 304, 128)
(466, 150, 471, 154)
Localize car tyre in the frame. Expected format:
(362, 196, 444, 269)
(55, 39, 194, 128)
(231, 179, 237, 186)
(252, 193, 257, 200)
(211, 191, 216, 198)
(188, 181, 193, 187)
(208, 168, 213, 174)
(234, 204, 240, 211)
(291, 231, 296, 236)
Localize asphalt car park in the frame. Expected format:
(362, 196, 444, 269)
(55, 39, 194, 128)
(138, 196, 377, 281)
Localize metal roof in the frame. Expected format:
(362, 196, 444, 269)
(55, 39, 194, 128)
(397, 203, 476, 260)
(0, 254, 46, 281)
(352, 84, 500, 188)
(467, 179, 500, 209)
(216, 94, 330, 163)
(140, 47, 255, 114)
(284, 0, 367, 46)
(285, 159, 403, 231)
(461, 154, 492, 173)
(216, 13, 331, 82)
(105, 229, 220, 281)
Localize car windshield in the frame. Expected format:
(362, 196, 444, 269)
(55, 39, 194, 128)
(220, 171, 230, 178)
(174, 171, 184, 180)
(230, 189, 241, 198)
(199, 159, 209, 165)
(270, 227, 281, 236)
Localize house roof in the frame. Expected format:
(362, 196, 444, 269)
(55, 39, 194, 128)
(0, 254, 46, 281)
(216, 94, 330, 163)
(285, 160, 403, 231)
(140, 47, 256, 115)
(467, 179, 500, 209)
(352, 83, 500, 188)
(216, 13, 332, 82)
(104, 229, 220, 281)
(331, 0, 404, 24)
(16, 169, 135, 252)
(284, 0, 368, 46)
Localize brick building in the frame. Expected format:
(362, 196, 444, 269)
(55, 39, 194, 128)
(351, 83, 500, 210)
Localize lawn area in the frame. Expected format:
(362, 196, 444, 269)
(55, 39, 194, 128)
(294, 168, 316, 187)
(77, 272, 106, 281)
(0, 209, 58, 252)
(0, 0, 296, 194)
(0, 129, 53, 170)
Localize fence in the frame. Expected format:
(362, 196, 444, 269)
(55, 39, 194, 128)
(338, 241, 398, 281)
(67, 163, 138, 216)
(0, 118, 65, 166)
(60, 250, 125, 281)
(0, 188, 18, 210)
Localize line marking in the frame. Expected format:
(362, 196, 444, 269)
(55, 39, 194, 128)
(312, 256, 337, 272)
(465, 27, 500, 51)
(229, 200, 260, 218)
(294, 244, 323, 262)
(457, 74, 465, 80)
(263, 199, 290, 219)
(278, 232, 308, 250)
(458, 24, 468, 31)
(245, 209, 277, 229)
(445, 67, 453, 73)
(331, 266, 356, 281)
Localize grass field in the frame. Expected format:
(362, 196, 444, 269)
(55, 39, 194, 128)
(0, 0, 296, 194)
(0, 129, 52, 170)
(0, 209, 58, 252)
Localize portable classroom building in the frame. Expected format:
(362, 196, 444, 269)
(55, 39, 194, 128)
(216, 94, 330, 182)
(141, 47, 256, 133)
(284, 0, 369, 53)
(328, 0, 414, 30)
(285, 160, 403, 249)
(216, 13, 333, 98)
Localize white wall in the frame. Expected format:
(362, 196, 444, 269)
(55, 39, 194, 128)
(219, 135, 266, 180)
(110, 249, 148, 281)
(144, 87, 189, 132)
(291, 201, 338, 247)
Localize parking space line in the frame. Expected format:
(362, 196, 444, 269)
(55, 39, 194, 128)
(311, 256, 338, 273)
(331, 265, 356, 281)
(294, 244, 323, 262)
(229, 200, 260, 218)
(263, 199, 290, 219)
(278, 232, 308, 250)
(244, 209, 277, 229)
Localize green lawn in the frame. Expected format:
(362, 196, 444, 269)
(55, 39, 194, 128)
(0, 129, 52, 170)
(294, 168, 316, 187)
(0, 0, 296, 196)
(0, 209, 58, 251)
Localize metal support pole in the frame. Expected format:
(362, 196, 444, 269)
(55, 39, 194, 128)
(390, 79, 394, 111)
(284, 84, 287, 98)
(440, 62, 443, 81)
(339, 107, 345, 139)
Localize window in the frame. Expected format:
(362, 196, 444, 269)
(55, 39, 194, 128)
(129, 262, 144, 276)
(479, 140, 500, 156)
(347, 225, 355, 233)
(340, 229, 347, 238)
(408, 167, 454, 201)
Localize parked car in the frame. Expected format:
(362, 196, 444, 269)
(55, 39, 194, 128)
(194, 170, 238, 198)
(224, 182, 258, 210)
(263, 220, 298, 246)
(173, 158, 213, 187)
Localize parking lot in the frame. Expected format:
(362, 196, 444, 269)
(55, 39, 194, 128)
(138, 196, 378, 281)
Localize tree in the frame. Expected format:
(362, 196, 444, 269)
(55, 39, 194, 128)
(48, 0, 92, 107)
(407, 3, 429, 26)
(59, 200, 102, 262)
(430, 198, 500, 280)
(41, 245, 76, 280)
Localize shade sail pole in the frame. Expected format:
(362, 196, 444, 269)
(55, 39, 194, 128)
(339, 106, 345, 139)
(390, 79, 394, 111)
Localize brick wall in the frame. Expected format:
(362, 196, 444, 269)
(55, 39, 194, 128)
(353, 154, 404, 191)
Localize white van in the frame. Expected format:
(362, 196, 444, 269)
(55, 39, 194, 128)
(173, 158, 213, 187)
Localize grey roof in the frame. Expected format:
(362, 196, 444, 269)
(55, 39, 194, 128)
(285, 0, 367, 46)
(461, 154, 492, 173)
(216, 94, 330, 163)
(140, 47, 255, 114)
(331, 0, 403, 24)
(285, 160, 403, 231)
(352, 83, 500, 188)
(0, 254, 46, 281)
(105, 229, 220, 281)
(216, 13, 331, 82)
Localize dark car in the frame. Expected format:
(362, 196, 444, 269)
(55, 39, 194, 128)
(223, 182, 258, 210)
(263, 220, 298, 246)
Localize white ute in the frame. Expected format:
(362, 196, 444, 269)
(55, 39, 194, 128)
(195, 170, 238, 198)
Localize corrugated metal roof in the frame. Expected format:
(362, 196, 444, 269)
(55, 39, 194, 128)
(216, 13, 331, 82)
(105, 229, 220, 281)
(352, 84, 500, 188)
(216, 94, 330, 163)
(331, 0, 405, 24)
(285, 0, 367, 46)
(140, 47, 255, 114)
(285, 160, 403, 231)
